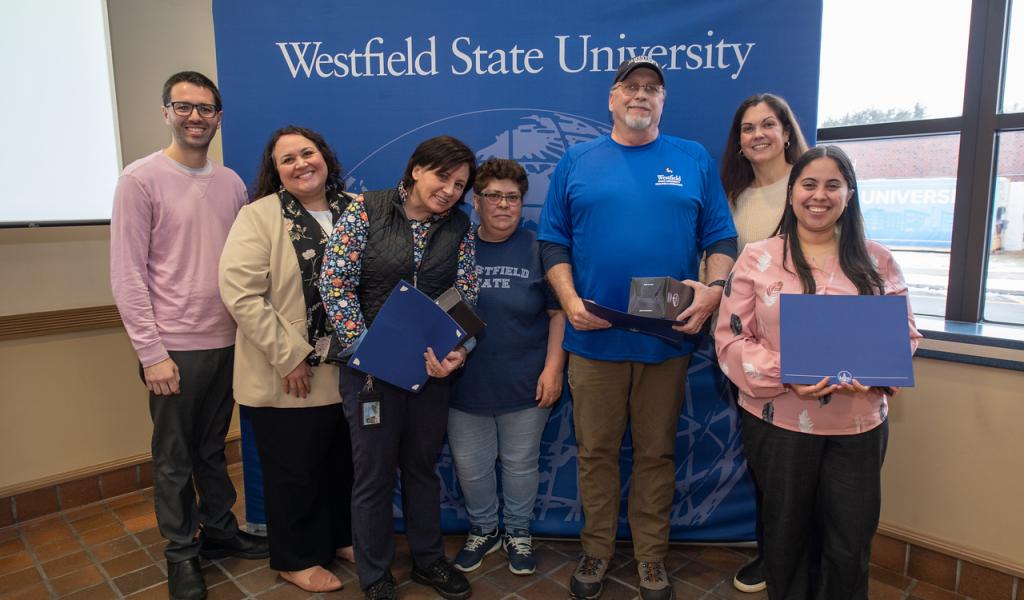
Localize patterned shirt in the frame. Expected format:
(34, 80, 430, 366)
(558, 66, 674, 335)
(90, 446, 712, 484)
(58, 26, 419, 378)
(715, 236, 921, 435)
(318, 184, 478, 350)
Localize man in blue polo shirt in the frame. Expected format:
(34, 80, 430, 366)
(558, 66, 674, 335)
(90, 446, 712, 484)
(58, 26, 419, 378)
(538, 56, 737, 600)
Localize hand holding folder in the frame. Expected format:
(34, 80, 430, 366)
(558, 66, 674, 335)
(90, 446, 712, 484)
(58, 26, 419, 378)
(348, 281, 468, 392)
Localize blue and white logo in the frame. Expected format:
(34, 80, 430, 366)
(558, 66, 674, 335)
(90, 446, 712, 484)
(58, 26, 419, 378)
(656, 167, 683, 187)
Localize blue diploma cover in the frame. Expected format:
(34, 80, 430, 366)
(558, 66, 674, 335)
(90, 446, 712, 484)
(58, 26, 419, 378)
(348, 280, 468, 392)
(582, 299, 693, 345)
(780, 294, 915, 387)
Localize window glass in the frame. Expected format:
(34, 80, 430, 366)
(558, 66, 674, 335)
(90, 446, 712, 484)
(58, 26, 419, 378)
(1003, 0, 1024, 113)
(984, 130, 1024, 324)
(829, 136, 961, 317)
(818, 0, 972, 127)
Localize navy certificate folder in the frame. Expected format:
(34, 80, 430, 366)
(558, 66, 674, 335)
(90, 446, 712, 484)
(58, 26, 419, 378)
(582, 299, 692, 346)
(779, 294, 915, 387)
(348, 280, 467, 393)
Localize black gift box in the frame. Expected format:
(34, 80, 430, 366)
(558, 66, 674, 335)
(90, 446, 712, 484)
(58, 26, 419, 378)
(627, 276, 693, 320)
(435, 287, 486, 340)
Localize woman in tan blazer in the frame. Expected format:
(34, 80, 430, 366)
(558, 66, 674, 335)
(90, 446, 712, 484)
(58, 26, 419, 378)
(219, 125, 353, 593)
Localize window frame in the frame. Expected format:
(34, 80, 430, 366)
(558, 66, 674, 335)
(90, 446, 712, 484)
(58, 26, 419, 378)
(817, 0, 1023, 326)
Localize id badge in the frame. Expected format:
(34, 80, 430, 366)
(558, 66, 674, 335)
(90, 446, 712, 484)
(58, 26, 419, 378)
(358, 376, 382, 428)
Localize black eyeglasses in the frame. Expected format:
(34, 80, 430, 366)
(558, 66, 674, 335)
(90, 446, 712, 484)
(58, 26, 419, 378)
(479, 191, 523, 206)
(166, 101, 218, 118)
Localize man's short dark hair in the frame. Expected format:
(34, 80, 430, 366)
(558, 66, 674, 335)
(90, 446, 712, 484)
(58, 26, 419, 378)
(162, 71, 223, 111)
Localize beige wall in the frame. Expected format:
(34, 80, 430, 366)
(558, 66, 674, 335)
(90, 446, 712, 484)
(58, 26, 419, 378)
(0, 0, 234, 493)
(0, 0, 1021, 575)
(882, 358, 1024, 571)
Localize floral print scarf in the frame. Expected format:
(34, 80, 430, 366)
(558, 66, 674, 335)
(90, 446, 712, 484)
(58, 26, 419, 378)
(280, 189, 349, 365)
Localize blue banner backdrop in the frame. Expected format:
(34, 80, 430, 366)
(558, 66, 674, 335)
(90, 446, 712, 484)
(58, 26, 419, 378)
(213, 0, 821, 542)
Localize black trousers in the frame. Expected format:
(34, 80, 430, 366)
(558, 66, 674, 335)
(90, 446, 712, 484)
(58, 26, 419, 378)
(248, 402, 353, 571)
(741, 410, 888, 600)
(145, 347, 240, 563)
(339, 365, 450, 589)
(730, 383, 766, 556)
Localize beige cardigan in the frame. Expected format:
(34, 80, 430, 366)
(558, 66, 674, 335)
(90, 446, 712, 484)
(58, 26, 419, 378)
(219, 194, 340, 408)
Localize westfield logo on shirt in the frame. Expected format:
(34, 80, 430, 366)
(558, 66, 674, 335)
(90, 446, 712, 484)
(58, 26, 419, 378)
(655, 167, 682, 187)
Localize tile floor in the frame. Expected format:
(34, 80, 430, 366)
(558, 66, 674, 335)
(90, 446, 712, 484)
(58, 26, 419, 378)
(0, 464, 972, 600)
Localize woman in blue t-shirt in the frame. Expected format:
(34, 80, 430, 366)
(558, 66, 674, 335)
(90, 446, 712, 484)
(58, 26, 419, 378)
(449, 158, 567, 576)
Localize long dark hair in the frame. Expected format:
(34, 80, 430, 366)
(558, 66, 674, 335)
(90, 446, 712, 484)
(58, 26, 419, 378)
(776, 146, 885, 296)
(720, 93, 809, 204)
(252, 125, 344, 200)
(401, 136, 477, 204)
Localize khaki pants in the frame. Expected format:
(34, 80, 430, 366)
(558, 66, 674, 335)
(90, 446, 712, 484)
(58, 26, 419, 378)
(567, 353, 689, 561)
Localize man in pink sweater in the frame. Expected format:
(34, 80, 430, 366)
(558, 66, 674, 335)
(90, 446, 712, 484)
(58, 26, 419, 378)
(110, 71, 267, 600)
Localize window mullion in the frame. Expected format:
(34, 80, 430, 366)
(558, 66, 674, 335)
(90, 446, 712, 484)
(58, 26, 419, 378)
(946, 0, 1009, 321)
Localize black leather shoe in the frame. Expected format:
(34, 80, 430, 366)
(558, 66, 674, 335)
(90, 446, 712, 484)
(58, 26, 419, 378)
(167, 557, 207, 600)
(198, 531, 269, 560)
(411, 558, 472, 600)
(364, 573, 397, 600)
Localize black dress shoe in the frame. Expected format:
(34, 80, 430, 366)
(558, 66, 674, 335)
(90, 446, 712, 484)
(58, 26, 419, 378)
(198, 531, 269, 559)
(411, 558, 472, 600)
(167, 557, 207, 600)
(364, 573, 397, 600)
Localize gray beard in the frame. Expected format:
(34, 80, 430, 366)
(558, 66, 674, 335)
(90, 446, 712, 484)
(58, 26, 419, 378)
(623, 114, 653, 130)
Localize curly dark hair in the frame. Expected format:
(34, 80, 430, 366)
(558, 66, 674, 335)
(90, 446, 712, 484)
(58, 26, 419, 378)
(776, 145, 885, 296)
(251, 125, 344, 200)
(473, 158, 528, 196)
(720, 93, 809, 204)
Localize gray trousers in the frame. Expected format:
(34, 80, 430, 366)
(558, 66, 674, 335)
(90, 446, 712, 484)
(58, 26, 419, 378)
(145, 346, 240, 562)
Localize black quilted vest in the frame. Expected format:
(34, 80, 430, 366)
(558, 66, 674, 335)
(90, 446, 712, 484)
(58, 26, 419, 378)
(358, 188, 470, 327)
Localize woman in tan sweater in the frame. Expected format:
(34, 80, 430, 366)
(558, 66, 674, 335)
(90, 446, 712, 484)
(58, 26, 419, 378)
(718, 93, 809, 593)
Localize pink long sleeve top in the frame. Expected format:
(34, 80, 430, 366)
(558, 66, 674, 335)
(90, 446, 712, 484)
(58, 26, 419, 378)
(110, 151, 247, 367)
(715, 236, 922, 435)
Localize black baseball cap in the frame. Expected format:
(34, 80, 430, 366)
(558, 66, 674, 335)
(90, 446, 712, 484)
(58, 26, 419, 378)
(613, 55, 665, 86)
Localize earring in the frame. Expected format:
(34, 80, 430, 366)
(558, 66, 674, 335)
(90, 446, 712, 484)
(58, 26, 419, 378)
(785, 141, 791, 149)
(738, 148, 745, 157)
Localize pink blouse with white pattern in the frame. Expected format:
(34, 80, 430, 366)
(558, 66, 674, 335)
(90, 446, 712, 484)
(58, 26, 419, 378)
(715, 236, 922, 435)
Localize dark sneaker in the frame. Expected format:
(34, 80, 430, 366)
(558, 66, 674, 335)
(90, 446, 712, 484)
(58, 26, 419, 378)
(569, 555, 608, 600)
(411, 557, 472, 600)
(364, 573, 397, 600)
(167, 557, 207, 600)
(198, 531, 269, 560)
(453, 527, 500, 573)
(637, 560, 672, 600)
(733, 556, 766, 592)
(502, 529, 536, 575)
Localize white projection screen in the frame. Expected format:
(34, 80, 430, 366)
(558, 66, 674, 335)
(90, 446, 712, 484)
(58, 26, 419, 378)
(0, 0, 121, 226)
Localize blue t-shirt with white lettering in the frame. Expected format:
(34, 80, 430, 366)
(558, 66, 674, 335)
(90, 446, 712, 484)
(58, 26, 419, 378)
(451, 226, 558, 415)
(538, 134, 736, 363)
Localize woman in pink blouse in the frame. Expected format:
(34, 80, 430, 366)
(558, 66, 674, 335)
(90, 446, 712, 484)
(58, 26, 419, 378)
(715, 146, 921, 600)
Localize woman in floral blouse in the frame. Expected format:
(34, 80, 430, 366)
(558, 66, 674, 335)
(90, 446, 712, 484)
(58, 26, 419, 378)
(219, 126, 353, 592)
(715, 146, 921, 600)
(319, 135, 478, 600)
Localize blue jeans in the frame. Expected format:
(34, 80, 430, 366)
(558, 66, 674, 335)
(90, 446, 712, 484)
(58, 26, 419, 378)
(447, 405, 551, 532)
